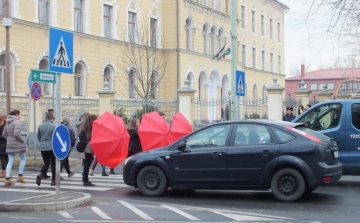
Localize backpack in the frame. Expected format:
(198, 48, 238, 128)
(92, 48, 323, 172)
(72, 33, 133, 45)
(76, 131, 89, 153)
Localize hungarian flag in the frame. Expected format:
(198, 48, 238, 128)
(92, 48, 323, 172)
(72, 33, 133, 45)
(218, 48, 231, 60)
(213, 42, 228, 60)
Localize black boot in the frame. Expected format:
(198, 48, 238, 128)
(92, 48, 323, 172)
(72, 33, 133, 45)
(102, 171, 109, 176)
(110, 168, 116, 174)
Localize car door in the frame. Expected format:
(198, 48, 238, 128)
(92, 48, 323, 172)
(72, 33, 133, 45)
(227, 123, 279, 186)
(345, 102, 360, 174)
(172, 123, 232, 186)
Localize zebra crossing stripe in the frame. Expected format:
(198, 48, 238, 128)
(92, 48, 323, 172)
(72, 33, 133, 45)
(161, 205, 200, 221)
(59, 211, 73, 219)
(91, 207, 112, 220)
(118, 200, 154, 221)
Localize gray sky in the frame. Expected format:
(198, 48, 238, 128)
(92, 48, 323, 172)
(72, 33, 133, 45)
(283, 0, 350, 75)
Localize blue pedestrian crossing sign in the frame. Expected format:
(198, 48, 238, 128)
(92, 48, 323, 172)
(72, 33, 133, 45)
(236, 70, 246, 97)
(52, 125, 71, 160)
(49, 27, 73, 74)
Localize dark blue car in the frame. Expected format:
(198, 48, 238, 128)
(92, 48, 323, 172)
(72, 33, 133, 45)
(123, 120, 342, 202)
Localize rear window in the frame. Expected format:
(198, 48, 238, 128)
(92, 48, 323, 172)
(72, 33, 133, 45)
(296, 126, 330, 142)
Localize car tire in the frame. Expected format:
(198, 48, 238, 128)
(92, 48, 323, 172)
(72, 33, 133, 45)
(271, 168, 306, 202)
(136, 165, 168, 197)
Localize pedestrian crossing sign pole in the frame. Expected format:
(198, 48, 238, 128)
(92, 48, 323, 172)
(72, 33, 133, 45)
(49, 27, 74, 199)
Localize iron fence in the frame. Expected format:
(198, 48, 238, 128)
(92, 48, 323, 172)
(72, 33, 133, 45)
(0, 95, 29, 133)
(240, 97, 268, 120)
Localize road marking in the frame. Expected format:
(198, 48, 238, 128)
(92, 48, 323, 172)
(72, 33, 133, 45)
(161, 205, 200, 221)
(0, 188, 55, 193)
(91, 207, 112, 220)
(59, 211, 73, 219)
(211, 210, 289, 221)
(3, 183, 112, 191)
(118, 200, 154, 220)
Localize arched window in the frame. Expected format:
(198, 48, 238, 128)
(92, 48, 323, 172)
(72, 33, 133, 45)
(203, 24, 209, 54)
(0, 54, 6, 92)
(150, 72, 157, 99)
(186, 73, 193, 89)
(128, 68, 137, 98)
(38, 58, 50, 95)
(253, 84, 257, 104)
(210, 26, 216, 55)
(185, 18, 193, 51)
(103, 66, 113, 90)
(74, 63, 85, 96)
(262, 85, 266, 99)
(218, 28, 224, 53)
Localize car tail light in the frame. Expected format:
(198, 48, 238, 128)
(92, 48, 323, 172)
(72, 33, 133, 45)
(286, 126, 322, 143)
(323, 176, 331, 183)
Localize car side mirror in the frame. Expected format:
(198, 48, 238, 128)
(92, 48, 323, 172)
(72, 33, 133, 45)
(178, 140, 186, 151)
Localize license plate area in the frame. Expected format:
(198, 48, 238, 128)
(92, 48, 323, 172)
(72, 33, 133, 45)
(333, 150, 339, 159)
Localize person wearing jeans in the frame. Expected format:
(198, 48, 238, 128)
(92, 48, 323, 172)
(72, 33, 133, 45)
(89, 157, 108, 176)
(82, 114, 98, 186)
(2, 110, 27, 186)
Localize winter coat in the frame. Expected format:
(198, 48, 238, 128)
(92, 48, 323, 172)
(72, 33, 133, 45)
(84, 132, 93, 154)
(75, 120, 84, 139)
(283, 114, 296, 122)
(128, 128, 142, 154)
(0, 123, 7, 155)
(61, 121, 76, 147)
(37, 120, 56, 151)
(2, 115, 26, 154)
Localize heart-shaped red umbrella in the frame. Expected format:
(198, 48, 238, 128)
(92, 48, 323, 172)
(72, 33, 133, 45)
(138, 111, 172, 151)
(90, 111, 130, 168)
(171, 112, 192, 141)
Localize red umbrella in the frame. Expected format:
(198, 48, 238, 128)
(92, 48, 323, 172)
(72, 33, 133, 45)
(138, 111, 172, 151)
(90, 111, 130, 168)
(171, 112, 192, 141)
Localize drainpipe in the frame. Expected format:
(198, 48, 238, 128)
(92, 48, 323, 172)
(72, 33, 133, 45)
(176, 0, 180, 89)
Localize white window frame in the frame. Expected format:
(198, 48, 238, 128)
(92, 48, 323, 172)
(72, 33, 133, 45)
(185, 18, 194, 51)
(38, 0, 50, 25)
(261, 14, 265, 36)
(203, 24, 209, 54)
(74, 62, 85, 96)
(128, 11, 137, 43)
(74, 0, 84, 33)
(210, 26, 216, 56)
(278, 22, 281, 42)
(270, 52, 274, 72)
(241, 5, 246, 29)
(39, 58, 51, 95)
(128, 68, 137, 98)
(252, 47, 256, 68)
(328, 82, 335, 90)
(103, 66, 114, 90)
(311, 83, 318, 90)
(0, 53, 15, 93)
(150, 17, 158, 47)
(261, 50, 265, 70)
(102, 2, 118, 39)
(278, 55, 282, 74)
(242, 44, 247, 66)
(270, 18, 273, 39)
(103, 5, 112, 39)
(218, 0, 223, 12)
(251, 10, 256, 33)
(218, 28, 224, 53)
(0, 54, 6, 92)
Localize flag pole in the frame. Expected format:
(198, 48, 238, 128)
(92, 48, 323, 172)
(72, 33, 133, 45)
(230, 0, 238, 120)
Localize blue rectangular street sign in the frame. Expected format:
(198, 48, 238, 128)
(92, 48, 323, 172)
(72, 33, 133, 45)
(236, 70, 246, 97)
(49, 27, 74, 74)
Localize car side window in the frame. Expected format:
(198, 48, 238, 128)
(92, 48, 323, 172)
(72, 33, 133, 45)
(352, 103, 360, 131)
(185, 124, 231, 148)
(272, 127, 295, 143)
(234, 124, 271, 146)
(300, 103, 342, 130)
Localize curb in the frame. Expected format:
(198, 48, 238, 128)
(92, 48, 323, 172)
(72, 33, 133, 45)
(0, 192, 92, 212)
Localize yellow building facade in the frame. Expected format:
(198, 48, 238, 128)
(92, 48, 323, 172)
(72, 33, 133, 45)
(0, 0, 288, 127)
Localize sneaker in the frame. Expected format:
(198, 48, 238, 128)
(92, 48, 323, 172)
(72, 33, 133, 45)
(36, 174, 42, 186)
(102, 172, 109, 176)
(83, 181, 96, 186)
(68, 172, 75, 178)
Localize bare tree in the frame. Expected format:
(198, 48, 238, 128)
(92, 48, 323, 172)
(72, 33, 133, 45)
(328, 52, 360, 68)
(116, 18, 171, 101)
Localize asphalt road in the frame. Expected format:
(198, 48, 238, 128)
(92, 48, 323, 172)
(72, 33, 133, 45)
(0, 168, 359, 223)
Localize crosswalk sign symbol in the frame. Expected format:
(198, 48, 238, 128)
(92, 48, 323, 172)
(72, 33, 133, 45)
(52, 37, 71, 68)
(236, 71, 246, 97)
(49, 27, 73, 74)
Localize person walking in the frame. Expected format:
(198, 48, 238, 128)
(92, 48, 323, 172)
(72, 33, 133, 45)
(0, 114, 8, 178)
(60, 116, 76, 177)
(127, 118, 142, 158)
(2, 110, 27, 186)
(89, 157, 108, 176)
(36, 112, 57, 186)
(76, 112, 90, 167)
(82, 114, 98, 186)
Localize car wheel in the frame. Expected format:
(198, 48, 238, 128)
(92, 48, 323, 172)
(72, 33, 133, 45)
(136, 165, 167, 197)
(271, 168, 305, 202)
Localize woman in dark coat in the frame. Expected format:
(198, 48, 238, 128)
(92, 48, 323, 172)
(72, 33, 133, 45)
(0, 114, 8, 178)
(127, 118, 142, 157)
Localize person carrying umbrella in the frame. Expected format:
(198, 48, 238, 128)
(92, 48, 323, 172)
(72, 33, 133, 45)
(127, 118, 142, 157)
(82, 114, 98, 187)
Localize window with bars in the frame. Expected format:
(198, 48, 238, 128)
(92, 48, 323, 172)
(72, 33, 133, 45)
(0, 54, 5, 92)
(150, 18, 157, 47)
(128, 12, 136, 43)
(103, 5, 112, 38)
(128, 69, 136, 98)
(39, 59, 50, 95)
(74, 0, 84, 32)
(241, 6, 246, 28)
(74, 63, 84, 96)
(39, 0, 50, 25)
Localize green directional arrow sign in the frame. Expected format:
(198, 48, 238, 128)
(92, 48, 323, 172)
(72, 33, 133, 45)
(31, 69, 56, 83)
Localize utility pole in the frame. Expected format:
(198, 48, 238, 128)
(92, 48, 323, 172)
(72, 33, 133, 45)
(230, 0, 238, 120)
(4, 0, 12, 114)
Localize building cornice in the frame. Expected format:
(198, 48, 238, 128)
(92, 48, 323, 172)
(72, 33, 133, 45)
(269, 0, 290, 10)
(183, 0, 231, 22)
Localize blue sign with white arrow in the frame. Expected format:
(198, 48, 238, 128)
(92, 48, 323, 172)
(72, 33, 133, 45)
(52, 125, 71, 160)
(49, 27, 74, 74)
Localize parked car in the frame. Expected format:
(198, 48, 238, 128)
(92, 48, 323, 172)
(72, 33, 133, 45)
(123, 120, 342, 202)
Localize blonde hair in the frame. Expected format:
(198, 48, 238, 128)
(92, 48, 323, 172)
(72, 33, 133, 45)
(63, 116, 71, 123)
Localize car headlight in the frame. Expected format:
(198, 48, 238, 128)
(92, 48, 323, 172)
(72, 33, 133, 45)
(124, 157, 132, 165)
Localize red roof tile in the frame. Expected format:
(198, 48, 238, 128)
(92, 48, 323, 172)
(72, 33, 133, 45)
(286, 68, 360, 80)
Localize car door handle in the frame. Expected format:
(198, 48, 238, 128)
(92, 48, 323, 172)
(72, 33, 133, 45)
(262, 150, 273, 156)
(210, 152, 224, 156)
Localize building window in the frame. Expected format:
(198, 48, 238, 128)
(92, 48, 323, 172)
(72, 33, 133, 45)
(224, 0, 228, 14)
(0, 0, 8, 16)
(253, 84, 257, 102)
(278, 55, 281, 74)
(251, 10, 256, 32)
(241, 5, 246, 28)
(39, 59, 50, 95)
(270, 53, 274, 72)
(278, 22, 281, 42)
(74, 63, 84, 96)
(218, 28, 224, 53)
(319, 83, 327, 91)
(270, 18, 273, 39)
(203, 24, 209, 54)
(261, 14, 265, 36)
(328, 83, 335, 90)
(261, 50, 265, 70)
(211, 0, 215, 8)
(242, 44, 246, 66)
(128, 69, 136, 98)
(252, 47, 256, 68)
(210, 26, 216, 55)
(0, 54, 6, 92)
(311, 83, 318, 90)
(262, 85, 266, 99)
(150, 72, 157, 99)
(218, 0, 223, 12)
(103, 66, 113, 90)
(128, 11, 137, 43)
(185, 18, 194, 51)
(74, 0, 84, 32)
(103, 5, 112, 38)
(39, 0, 50, 25)
(203, 0, 208, 6)
(150, 18, 157, 47)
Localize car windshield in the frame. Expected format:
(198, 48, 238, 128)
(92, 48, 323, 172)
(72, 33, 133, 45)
(295, 126, 330, 142)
